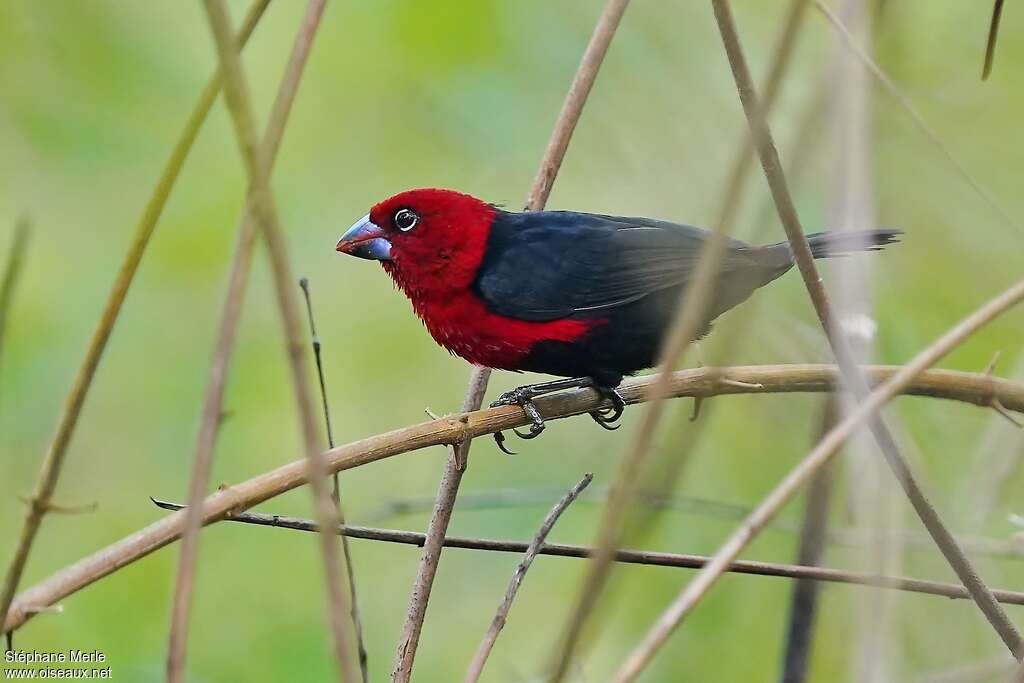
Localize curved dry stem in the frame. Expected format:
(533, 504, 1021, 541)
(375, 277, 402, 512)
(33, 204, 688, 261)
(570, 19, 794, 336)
(814, 0, 1022, 236)
(167, 2, 336, 682)
(983, 0, 1006, 80)
(4, 362, 1024, 636)
(0, 217, 30, 384)
(611, 278, 1024, 682)
(716, 0, 1022, 661)
(523, 0, 633, 212)
(0, 0, 273, 636)
(465, 474, 593, 683)
(548, 2, 812, 677)
(300, 276, 370, 680)
(392, 366, 489, 681)
(390, 1, 632, 679)
(200, 1, 356, 679)
(779, 398, 837, 683)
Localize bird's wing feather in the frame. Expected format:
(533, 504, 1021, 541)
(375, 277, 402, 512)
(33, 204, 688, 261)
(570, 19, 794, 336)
(474, 210, 757, 321)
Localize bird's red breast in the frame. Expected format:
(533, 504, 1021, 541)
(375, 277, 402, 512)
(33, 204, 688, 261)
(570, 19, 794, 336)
(363, 189, 599, 369)
(398, 285, 598, 370)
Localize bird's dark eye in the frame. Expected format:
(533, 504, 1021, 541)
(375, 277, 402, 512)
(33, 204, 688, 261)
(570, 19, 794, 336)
(393, 208, 419, 232)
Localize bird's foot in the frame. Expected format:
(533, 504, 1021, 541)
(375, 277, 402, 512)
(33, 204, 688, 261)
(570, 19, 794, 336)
(491, 386, 549, 455)
(589, 386, 625, 431)
(489, 377, 627, 452)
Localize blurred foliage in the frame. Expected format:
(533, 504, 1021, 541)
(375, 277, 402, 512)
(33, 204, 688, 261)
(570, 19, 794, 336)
(1, 1, 1022, 681)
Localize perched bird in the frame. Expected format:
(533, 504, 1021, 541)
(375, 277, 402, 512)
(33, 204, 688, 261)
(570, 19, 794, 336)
(336, 188, 900, 451)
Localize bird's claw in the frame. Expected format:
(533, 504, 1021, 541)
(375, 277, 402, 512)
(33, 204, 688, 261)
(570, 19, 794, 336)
(513, 424, 545, 439)
(589, 387, 625, 431)
(513, 402, 546, 439)
(493, 431, 517, 455)
(491, 387, 547, 453)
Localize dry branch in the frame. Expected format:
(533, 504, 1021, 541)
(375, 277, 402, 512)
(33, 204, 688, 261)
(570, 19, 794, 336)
(300, 277, 369, 681)
(523, 0, 633, 213)
(148, 499, 1024, 609)
(200, 1, 356, 679)
(983, 0, 1006, 80)
(391, 367, 488, 682)
(0, 0, 273, 636)
(299, 278, 339, 497)
(465, 474, 593, 683)
(814, 0, 1022, 236)
(167, 3, 339, 682)
(5, 363, 1024, 636)
(390, 1, 632, 679)
(369, 487, 1024, 563)
(0, 218, 30, 383)
(713, 0, 1023, 662)
(822, 2, 893, 675)
(549, 2, 812, 677)
(962, 352, 1024, 530)
(779, 399, 837, 683)
(611, 277, 1024, 681)
(613, 0, 1024, 673)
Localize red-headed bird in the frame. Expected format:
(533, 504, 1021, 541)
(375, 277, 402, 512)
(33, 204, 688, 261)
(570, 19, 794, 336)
(336, 188, 900, 451)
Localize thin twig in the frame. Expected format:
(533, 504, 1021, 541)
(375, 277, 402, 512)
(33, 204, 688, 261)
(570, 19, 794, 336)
(389, 2, 632, 680)
(166, 3, 331, 682)
(17, 497, 98, 515)
(962, 353, 1024, 529)
(465, 474, 593, 683)
(149, 498, 1024, 609)
(300, 278, 338, 496)
(983, 0, 1006, 80)
(0, 218, 30, 388)
(391, 367, 488, 682)
(0, 0, 273, 636)
(5, 362, 1024, 635)
(821, 3, 900, 676)
(779, 399, 837, 683)
(200, 2, 356, 680)
(814, 0, 1023, 236)
(522, 0, 633, 213)
(549, 2, 812, 677)
(371, 486, 1024, 562)
(300, 277, 369, 682)
(715, 0, 1023, 662)
(611, 277, 1024, 681)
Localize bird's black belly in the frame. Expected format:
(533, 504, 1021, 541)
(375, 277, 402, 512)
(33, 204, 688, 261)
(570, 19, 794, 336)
(516, 272, 769, 387)
(517, 287, 687, 387)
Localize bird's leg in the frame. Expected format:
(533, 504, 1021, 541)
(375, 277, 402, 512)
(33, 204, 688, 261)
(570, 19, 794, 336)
(490, 377, 627, 452)
(490, 378, 590, 453)
(491, 376, 599, 407)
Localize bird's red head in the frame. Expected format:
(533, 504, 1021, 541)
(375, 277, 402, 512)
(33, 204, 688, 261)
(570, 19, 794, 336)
(336, 188, 497, 297)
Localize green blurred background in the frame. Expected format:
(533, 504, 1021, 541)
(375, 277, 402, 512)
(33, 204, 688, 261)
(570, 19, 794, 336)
(2, 1, 1023, 680)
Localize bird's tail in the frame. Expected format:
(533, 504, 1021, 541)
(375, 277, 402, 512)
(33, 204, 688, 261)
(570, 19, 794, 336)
(802, 229, 903, 259)
(749, 229, 902, 291)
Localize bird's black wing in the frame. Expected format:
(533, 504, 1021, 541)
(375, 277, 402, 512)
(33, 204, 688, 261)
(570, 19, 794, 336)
(473, 210, 757, 322)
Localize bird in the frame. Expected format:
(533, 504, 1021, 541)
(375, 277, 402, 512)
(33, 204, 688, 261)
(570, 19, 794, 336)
(336, 188, 901, 452)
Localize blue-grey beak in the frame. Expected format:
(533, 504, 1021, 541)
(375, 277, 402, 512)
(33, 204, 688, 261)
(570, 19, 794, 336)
(336, 214, 392, 261)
